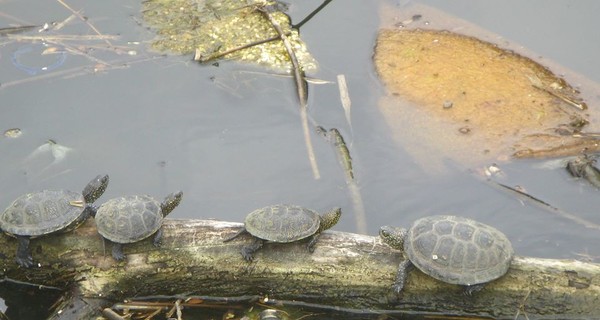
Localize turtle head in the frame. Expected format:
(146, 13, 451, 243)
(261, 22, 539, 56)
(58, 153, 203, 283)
(318, 207, 342, 232)
(82, 174, 109, 203)
(161, 191, 183, 217)
(379, 225, 406, 250)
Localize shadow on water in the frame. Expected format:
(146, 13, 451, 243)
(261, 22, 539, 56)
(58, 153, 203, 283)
(1, 0, 600, 318)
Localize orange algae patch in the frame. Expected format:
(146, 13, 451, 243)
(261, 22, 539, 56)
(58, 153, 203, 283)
(374, 29, 596, 171)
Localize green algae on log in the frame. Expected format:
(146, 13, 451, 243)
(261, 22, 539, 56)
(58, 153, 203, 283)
(374, 29, 599, 171)
(142, 0, 317, 72)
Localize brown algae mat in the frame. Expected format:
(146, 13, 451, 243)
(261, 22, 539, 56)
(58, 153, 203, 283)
(374, 29, 597, 171)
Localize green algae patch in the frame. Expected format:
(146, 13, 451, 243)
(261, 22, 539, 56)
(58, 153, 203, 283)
(142, 0, 317, 72)
(374, 29, 598, 171)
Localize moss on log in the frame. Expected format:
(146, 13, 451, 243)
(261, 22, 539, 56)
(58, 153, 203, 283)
(0, 219, 598, 318)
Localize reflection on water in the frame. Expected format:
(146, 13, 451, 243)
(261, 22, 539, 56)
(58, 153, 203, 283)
(1, 0, 600, 317)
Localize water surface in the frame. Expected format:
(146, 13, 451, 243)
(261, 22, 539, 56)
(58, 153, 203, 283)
(1, 0, 599, 318)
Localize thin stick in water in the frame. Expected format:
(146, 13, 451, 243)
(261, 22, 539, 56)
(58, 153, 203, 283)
(489, 180, 600, 231)
(337, 74, 353, 134)
(259, 4, 320, 179)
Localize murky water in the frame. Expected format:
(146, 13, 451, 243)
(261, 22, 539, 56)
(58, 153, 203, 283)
(1, 0, 599, 318)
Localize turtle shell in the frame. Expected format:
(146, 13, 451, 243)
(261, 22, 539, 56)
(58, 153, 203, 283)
(244, 204, 320, 242)
(95, 195, 163, 243)
(405, 215, 513, 286)
(0, 190, 87, 237)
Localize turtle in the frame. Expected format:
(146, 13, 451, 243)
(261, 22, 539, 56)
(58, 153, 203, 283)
(94, 191, 183, 261)
(223, 204, 342, 261)
(0, 174, 109, 268)
(379, 215, 514, 295)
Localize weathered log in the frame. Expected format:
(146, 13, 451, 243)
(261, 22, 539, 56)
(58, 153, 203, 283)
(0, 219, 598, 319)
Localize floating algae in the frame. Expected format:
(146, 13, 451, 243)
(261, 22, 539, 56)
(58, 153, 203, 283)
(374, 29, 599, 172)
(142, 0, 317, 72)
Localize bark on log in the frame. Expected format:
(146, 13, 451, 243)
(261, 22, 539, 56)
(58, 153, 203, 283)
(0, 219, 598, 319)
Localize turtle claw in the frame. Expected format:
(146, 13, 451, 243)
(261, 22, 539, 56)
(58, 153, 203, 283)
(241, 249, 254, 262)
(16, 255, 35, 268)
(240, 238, 263, 262)
(112, 243, 126, 261)
(16, 237, 34, 268)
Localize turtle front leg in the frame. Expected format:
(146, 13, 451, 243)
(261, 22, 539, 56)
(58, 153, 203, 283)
(112, 243, 126, 261)
(392, 259, 414, 295)
(15, 236, 34, 268)
(306, 232, 321, 253)
(153, 228, 163, 247)
(241, 238, 264, 262)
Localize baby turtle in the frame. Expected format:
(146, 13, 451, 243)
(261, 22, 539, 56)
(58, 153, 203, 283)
(95, 191, 183, 261)
(0, 174, 109, 267)
(380, 215, 513, 295)
(224, 204, 342, 261)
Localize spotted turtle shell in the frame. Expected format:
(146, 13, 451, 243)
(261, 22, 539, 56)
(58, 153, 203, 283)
(244, 204, 320, 243)
(0, 190, 86, 237)
(405, 215, 513, 286)
(95, 195, 163, 243)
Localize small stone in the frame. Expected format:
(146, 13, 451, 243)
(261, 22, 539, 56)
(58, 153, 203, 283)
(459, 126, 471, 134)
(443, 100, 453, 109)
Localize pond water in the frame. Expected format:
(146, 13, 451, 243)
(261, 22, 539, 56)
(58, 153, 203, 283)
(1, 0, 599, 318)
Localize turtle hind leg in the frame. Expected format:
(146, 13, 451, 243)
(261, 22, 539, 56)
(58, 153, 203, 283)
(306, 233, 321, 253)
(15, 236, 34, 268)
(111, 243, 126, 261)
(463, 283, 486, 296)
(153, 228, 163, 247)
(223, 227, 248, 242)
(392, 259, 414, 295)
(241, 238, 264, 262)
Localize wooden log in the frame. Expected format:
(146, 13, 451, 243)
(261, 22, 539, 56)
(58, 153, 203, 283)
(0, 219, 598, 319)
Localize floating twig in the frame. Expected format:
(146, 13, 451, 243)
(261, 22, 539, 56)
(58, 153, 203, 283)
(51, 13, 79, 31)
(0, 56, 160, 90)
(6, 34, 119, 41)
(46, 39, 113, 67)
(259, 4, 320, 179)
(532, 83, 588, 111)
(56, 0, 114, 47)
(337, 74, 353, 134)
(195, 34, 283, 63)
(292, 0, 334, 30)
(234, 70, 333, 84)
(488, 180, 600, 231)
(258, 4, 308, 106)
(0, 25, 37, 36)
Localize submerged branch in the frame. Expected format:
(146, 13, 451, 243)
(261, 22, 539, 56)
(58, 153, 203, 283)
(487, 180, 600, 231)
(259, 4, 320, 179)
(194, 34, 283, 63)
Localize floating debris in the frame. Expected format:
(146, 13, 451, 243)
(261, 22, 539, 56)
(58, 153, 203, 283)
(3, 128, 22, 138)
(374, 29, 597, 171)
(0, 25, 37, 36)
(566, 154, 600, 188)
(11, 43, 67, 75)
(24, 139, 74, 167)
(337, 74, 353, 133)
(142, 0, 318, 72)
(488, 179, 600, 231)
